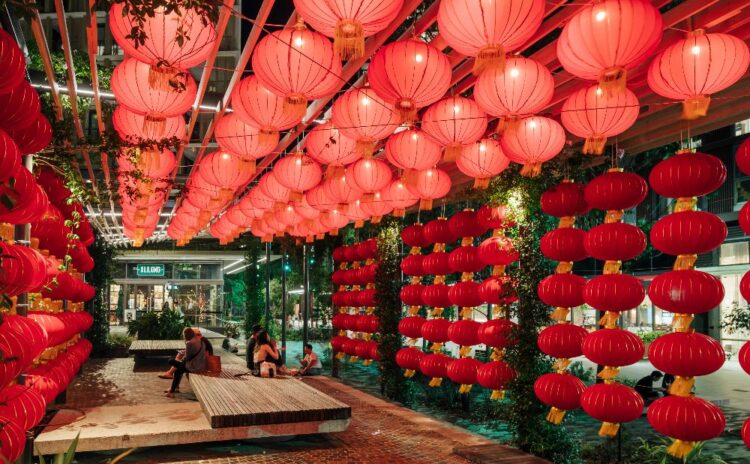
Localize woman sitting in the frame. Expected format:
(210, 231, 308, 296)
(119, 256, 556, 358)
(253, 330, 279, 376)
(165, 327, 207, 397)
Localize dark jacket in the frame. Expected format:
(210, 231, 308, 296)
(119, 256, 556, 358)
(185, 336, 207, 372)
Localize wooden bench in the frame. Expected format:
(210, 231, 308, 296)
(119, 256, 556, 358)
(190, 365, 352, 428)
(129, 340, 185, 358)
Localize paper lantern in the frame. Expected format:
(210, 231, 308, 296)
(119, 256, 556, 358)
(650, 211, 727, 256)
(400, 284, 424, 307)
(737, 138, 750, 176)
(398, 316, 426, 340)
(306, 122, 360, 167)
(346, 158, 392, 193)
(6, 113, 53, 155)
(561, 85, 639, 155)
(420, 353, 452, 386)
(421, 318, 452, 345)
(648, 30, 750, 119)
(648, 270, 724, 315)
(368, 39, 452, 121)
(478, 236, 518, 266)
(112, 106, 184, 142)
(449, 281, 483, 308)
(448, 209, 486, 239)
(582, 328, 644, 368)
(230, 75, 301, 145)
(396, 347, 425, 376)
(423, 218, 457, 246)
(381, 178, 419, 216)
(540, 181, 589, 218)
(422, 96, 488, 160)
(534, 373, 586, 423)
(438, 0, 544, 74)
(739, 342, 750, 375)
(0, 29, 25, 94)
(584, 170, 647, 211)
(214, 113, 277, 160)
(447, 357, 482, 393)
(474, 56, 554, 123)
(477, 361, 517, 400)
(252, 21, 342, 118)
(332, 85, 400, 156)
(407, 168, 452, 210)
(479, 275, 518, 305)
(0, 81, 41, 131)
(740, 202, 750, 236)
(648, 396, 725, 458)
(0, 385, 46, 431)
(477, 204, 515, 230)
(537, 273, 586, 309)
(197, 151, 254, 199)
(272, 152, 323, 195)
(0, 130, 20, 181)
(557, 0, 663, 89)
(422, 283, 453, 308)
(649, 151, 726, 198)
(540, 228, 587, 262)
(447, 319, 481, 347)
(259, 172, 292, 203)
(360, 191, 393, 221)
(111, 58, 197, 135)
(0, 414, 25, 462)
(322, 172, 363, 207)
(537, 323, 587, 359)
(320, 208, 350, 233)
(583, 274, 645, 312)
(292, 0, 403, 59)
(580, 383, 644, 437)
(401, 223, 429, 249)
(648, 332, 725, 380)
(401, 254, 425, 277)
(457, 139, 511, 189)
(500, 116, 565, 176)
(743, 418, 750, 449)
(478, 319, 518, 348)
(385, 129, 442, 171)
(585, 222, 646, 261)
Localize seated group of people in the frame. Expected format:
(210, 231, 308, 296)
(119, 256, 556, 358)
(635, 370, 676, 404)
(160, 325, 322, 397)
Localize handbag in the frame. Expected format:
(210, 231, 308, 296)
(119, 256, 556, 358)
(260, 361, 276, 378)
(206, 354, 221, 374)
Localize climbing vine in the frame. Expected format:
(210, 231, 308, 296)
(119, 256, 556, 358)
(86, 234, 117, 356)
(242, 235, 264, 338)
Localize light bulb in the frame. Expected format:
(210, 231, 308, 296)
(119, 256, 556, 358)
(691, 45, 701, 55)
(510, 68, 520, 78)
(595, 10, 606, 21)
(294, 37, 304, 47)
(361, 96, 370, 106)
(453, 104, 461, 113)
(415, 53, 423, 63)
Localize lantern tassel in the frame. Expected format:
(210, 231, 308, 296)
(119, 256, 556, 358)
(598, 422, 620, 438)
(259, 128, 278, 147)
(671, 314, 694, 333)
(682, 96, 710, 120)
(325, 165, 345, 179)
(668, 376, 695, 396)
(334, 19, 364, 61)
(598, 311, 620, 328)
(362, 359, 371, 366)
(336, 351, 345, 360)
(148, 64, 181, 92)
(492, 265, 506, 276)
(356, 140, 375, 158)
(551, 358, 571, 372)
(473, 177, 490, 189)
(520, 162, 542, 177)
(546, 407, 566, 425)
(396, 99, 418, 124)
(490, 389, 505, 400)
(143, 114, 166, 137)
(349, 355, 358, 362)
(458, 384, 473, 394)
(583, 136, 607, 156)
(473, 44, 505, 76)
(444, 144, 462, 162)
(490, 348, 504, 361)
(597, 366, 620, 381)
(419, 198, 434, 210)
(371, 215, 382, 224)
(392, 208, 406, 218)
(430, 342, 443, 352)
(599, 66, 627, 95)
(459, 346, 472, 357)
(284, 94, 308, 120)
(550, 307, 570, 322)
(428, 377, 443, 387)
(667, 439, 695, 459)
(404, 369, 415, 378)
(674, 254, 697, 270)
(555, 262, 573, 274)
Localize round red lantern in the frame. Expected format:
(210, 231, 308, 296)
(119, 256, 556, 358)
(457, 138, 511, 189)
(272, 152, 323, 194)
(0, 414, 25, 462)
(583, 274, 645, 312)
(422, 96, 488, 159)
(331, 85, 400, 156)
(0, 130, 20, 181)
(214, 113, 276, 161)
(534, 373, 586, 423)
(584, 171, 647, 211)
(0, 385, 46, 431)
(396, 347, 425, 375)
(737, 138, 750, 176)
(422, 253, 454, 277)
(448, 319, 481, 347)
(648, 332, 725, 379)
(422, 284, 453, 308)
(537, 323, 587, 359)
(421, 318, 452, 345)
(0, 81, 41, 131)
(449, 246, 484, 274)
(648, 270, 724, 315)
(385, 129, 442, 171)
(649, 151, 727, 198)
(401, 223, 430, 248)
(0, 29, 25, 94)
(478, 319, 518, 348)
(478, 236, 518, 266)
(647, 395, 725, 458)
(580, 383, 644, 436)
(743, 417, 750, 449)
(500, 116, 565, 176)
(477, 361, 517, 399)
(347, 158, 392, 193)
(479, 275, 518, 305)
(112, 106, 184, 143)
(331, 335, 349, 352)
(399, 316, 426, 340)
(449, 281, 483, 308)
(305, 122, 360, 167)
(419, 353, 452, 386)
(231, 75, 301, 145)
(537, 273, 586, 308)
(740, 202, 750, 236)
(740, 342, 750, 375)
(401, 255, 425, 277)
(541, 181, 589, 218)
(477, 204, 515, 230)
(406, 168, 452, 210)
(423, 218, 458, 245)
(585, 223, 646, 261)
(582, 328, 644, 367)
(540, 228, 588, 262)
(650, 211, 727, 256)
(447, 357, 482, 392)
(382, 177, 419, 216)
(7, 114, 52, 155)
(648, 30, 750, 120)
(399, 284, 424, 307)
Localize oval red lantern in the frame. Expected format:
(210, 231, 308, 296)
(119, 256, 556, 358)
(347, 158, 392, 193)
(214, 113, 276, 161)
(399, 284, 424, 307)
(478, 319, 518, 348)
(331, 85, 400, 156)
(537, 273, 586, 308)
(537, 323, 588, 359)
(584, 170, 647, 211)
(402, 223, 430, 248)
(0, 385, 46, 431)
(583, 274, 645, 312)
(477, 361, 517, 398)
(649, 151, 727, 198)
(477, 204, 515, 230)
(385, 129, 442, 171)
(740, 202, 750, 236)
(0, 414, 25, 462)
(478, 235, 518, 266)
(231, 76, 301, 144)
(448, 319, 481, 347)
(448, 210, 487, 239)
(650, 211, 727, 256)
(305, 122, 360, 167)
(423, 218, 458, 245)
(401, 255, 425, 277)
(342, 338, 363, 356)
(740, 341, 750, 375)
(541, 181, 589, 218)
(737, 138, 750, 176)
(421, 318, 452, 344)
(743, 417, 750, 449)
(534, 373, 586, 415)
(419, 353, 452, 382)
(0, 29, 25, 94)
(331, 335, 349, 352)
(0, 130, 20, 181)
(112, 106, 184, 143)
(500, 116, 566, 176)
(478, 275, 518, 305)
(6, 114, 53, 155)
(422, 253, 454, 277)
(407, 168, 452, 210)
(396, 347, 425, 372)
(648, 270, 724, 315)
(580, 383, 644, 435)
(582, 328, 644, 367)
(585, 222, 646, 261)
(457, 139, 511, 189)
(272, 152, 323, 194)
(647, 396, 725, 457)
(422, 96, 488, 159)
(422, 284, 453, 308)
(449, 281, 483, 308)
(447, 357, 482, 389)
(381, 177, 419, 216)
(398, 316, 426, 339)
(540, 228, 588, 262)
(449, 246, 484, 274)
(0, 81, 41, 131)
(648, 332, 725, 378)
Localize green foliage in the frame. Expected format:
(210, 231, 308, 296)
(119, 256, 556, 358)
(223, 321, 240, 339)
(639, 331, 668, 343)
(37, 432, 79, 464)
(568, 361, 595, 385)
(86, 235, 116, 356)
(126, 309, 188, 340)
(107, 333, 133, 349)
(630, 439, 727, 464)
(242, 236, 265, 337)
(721, 302, 750, 334)
(286, 326, 332, 342)
(374, 216, 405, 401)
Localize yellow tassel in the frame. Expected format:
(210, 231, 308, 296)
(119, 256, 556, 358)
(598, 422, 620, 438)
(492, 265, 506, 276)
(431, 307, 444, 317)
(473, 177, 490, 189)
(546, 407, 566, 425)
(336, 351, 345, 359)
(599, 66, 627, 95)
(558, 216, 575, 228)
(597, 366, 620, 381)
(349, 356, 358, 362)
(583, 136, 607, 156)
(396, 98, 418, 124)
(433, 243, 445, 253)
(460, 307, 474, 318)
(671, 314, 694, 332)
(551, 358, 571, 372)
(473, 44, 505, 76)
(284, 94, 308, 120)
(419, 198, 433, 210)
(362, 359, 371, 366)
(603, 260, 622, 274)
(143, 114, 166, 136)
(674, 196, 697, 213)
(461, 272, 474, 282)
(409, 246, 422, 255)
(433, 275, 445, 284)
(681, 95, 710, 120)
(459, 384, 473, 394)
(598, 311, 620, 328)
(443, 144, 462, 162)
(673, 254, 697, 270)
(258, 128, 279, 147)
(555, 262, 573, 274)
(604, 210, 624, 224)
(392, 208, 406, 217)
(550, 307, 570, 322)
(667, 439, 695, 459)
(669, 376, 695, 396)
(459, 346, 472, 357)
(461, 237, 474, 247)
(333, 19, 364, 60)
(404, 369, 415, 378)
(490, 348, 504, 362)
(429, 377, 443, 387)
(520, 162, 542, 177)
(408, 305, 420, 315)
(430, 342, 443, 352)
(490, 390, 505, 400)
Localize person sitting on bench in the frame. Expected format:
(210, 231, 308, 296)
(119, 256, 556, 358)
(253, 330, 280, 376)
(159, 328, 212, 379)
(296, 343, 322, 376)
(165, 327, 207, 397)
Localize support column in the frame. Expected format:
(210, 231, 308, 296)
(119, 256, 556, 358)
(280, 254, 287, 365)
(264, 242, 271, 327)
(302, 245, 309, 347)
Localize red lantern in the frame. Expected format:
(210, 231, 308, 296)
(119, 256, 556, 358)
(332, 85, 400, 156)
(322, 171, 363, 207)
(648, 270, 724, 315)
(422, 253, 454, 277)
(0, 414, 25, 462)
(399, 284, 424, 307)
(561, 85, 640, 155)
(557, 0, 663, 89)
(743, 418, 750, 449)
(401, 255, 425, 277)
(355, 340, 376, 361)
(585, 223, 646, 261)
(584, 171, 647, 211)
(0, 385, 46, 431)
(385, 129, 442, 171)
(478, 319, 518, 348)
(474, 56, 554, 122)
(0, 29, 25, 94)
(398, 316, 426, 340)
(422, 284, 453, 309)
(477, 361, 517, 399)
(438, 0, 544, 74)
(347, 158, 392, 193)
(447, 319, 481, 347)
(382, 177, 419, 216)
(647, 396, 725, 458)
(272, 152, 323, 194)
(537, 323, 587, 359)
(457, 139, 511, 189)
(342, 338, 363, 357)
(198, 151, 254, 200)
(292, 0, 403, 60)
(648, 30, 750, 120)
(368, 39, 452, 121)
(0, 81, 41, 131)
(214, 113, 277, 161)
(449, 246, 484, 274)
(0, 130, 20, 182)
(500, 116, 565, 177)
(112, 106, 184, 143)
(541, 181, 588, 218)
(252, 22, 342, 117)
(448, 281, 483, 308)
(740, 342, 750, 375)
(479, 275, 518, 305)
(649, 152, 727, 198)
(583, 274, 645, 312)
(534, 373, 586, 423)
(406, 168, 452, 210)
(423, 218, 458, 246)
(737, 138, 750, 176)
(477, 204, 515, 230)
(650, 211, 727, 256)
(402, 224, 430, 249)
(306, 122, 360, 167)
(540, 228, 587, 262)
(582, 329, 644, 368)
(422, 96, 488, 159)
(331, 335, 349, 352)
(421, 318, 452, 345)
(419, 353, 452, 386)
(7, 114, 52, 155)
(231, 75, 301, 145)
(740, 202, 750, 236)
(648, 332, 725, 379)
(396, 347, 425, 375)
(478, 236, 518, 266)
(580, 383, 644, 436)
(447, 357, 482, 392)
(537, 273, 586, 309)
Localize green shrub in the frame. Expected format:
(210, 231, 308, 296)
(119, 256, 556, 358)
(107, 333, 133, 349)
(126, 309, 188, 340)
(639, 331, 667, 343)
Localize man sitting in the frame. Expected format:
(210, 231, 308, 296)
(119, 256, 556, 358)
(635, 370, 664, 404)
(296, 343, 322, 376)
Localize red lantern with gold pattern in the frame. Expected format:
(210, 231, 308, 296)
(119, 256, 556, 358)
(0, 414, 25, 462)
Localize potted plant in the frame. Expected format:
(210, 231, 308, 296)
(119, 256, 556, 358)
(638, 331, 666, 357)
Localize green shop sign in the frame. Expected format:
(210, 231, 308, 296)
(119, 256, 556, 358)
(136, 264, 165, 277)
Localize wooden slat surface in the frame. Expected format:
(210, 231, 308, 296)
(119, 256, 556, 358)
(190, 365, 351, 428)
(129, 340, 185, 356)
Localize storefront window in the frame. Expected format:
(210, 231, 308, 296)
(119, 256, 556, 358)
(173, 263, 220, 280)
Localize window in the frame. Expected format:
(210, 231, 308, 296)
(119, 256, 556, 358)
(736, 119, 750, 136)
(719, 242, 749, 265)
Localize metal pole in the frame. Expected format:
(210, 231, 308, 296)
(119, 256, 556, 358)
(302, 245, 309, 347)
(264, 242, 271, 328)
(281, 254, 287, 365)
